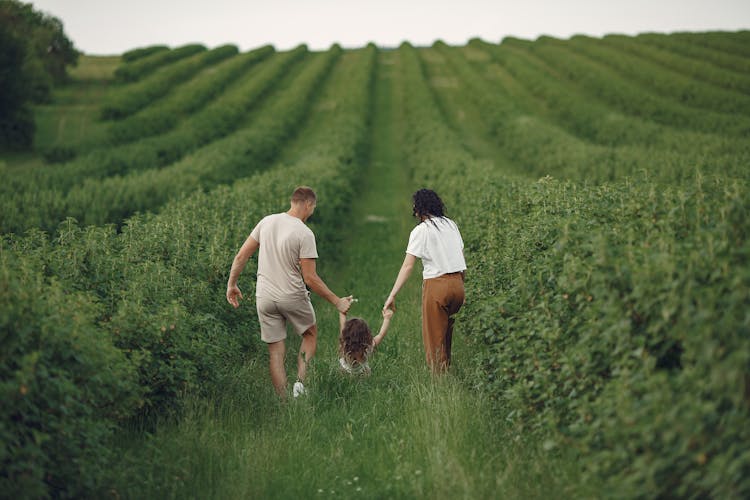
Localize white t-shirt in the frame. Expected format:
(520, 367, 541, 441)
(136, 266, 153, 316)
(406, 217, 467, 279)
(250, 213, 318, 300)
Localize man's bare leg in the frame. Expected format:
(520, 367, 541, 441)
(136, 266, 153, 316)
(297, 324, 318, 383)
(268, 340, 287, 397)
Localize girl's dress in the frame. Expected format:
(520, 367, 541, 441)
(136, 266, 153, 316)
(339, 345, 373, 375)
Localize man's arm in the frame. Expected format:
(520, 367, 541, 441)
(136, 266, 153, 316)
(226, 235, 260, 308)
(300, 258, 352, 313)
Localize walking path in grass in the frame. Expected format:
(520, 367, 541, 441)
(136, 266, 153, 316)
(109, 51, 583, 500)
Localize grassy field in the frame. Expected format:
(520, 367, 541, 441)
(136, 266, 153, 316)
(2, 33, 748, 499)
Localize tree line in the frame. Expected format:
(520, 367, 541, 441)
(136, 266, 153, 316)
(0, 0, 78, 149)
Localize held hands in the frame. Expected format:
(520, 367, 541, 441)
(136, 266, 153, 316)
(227, 284, 243, 308)
(382, 306, 394, 320)
(383, 295, 396, 314)
(336, 295, 355, 314)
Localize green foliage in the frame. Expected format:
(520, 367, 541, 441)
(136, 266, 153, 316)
(106, 45, 274, 144)
(0, 23, 34, 148)
(102, 44, 235, 120)
(0, 244, 141, 498)
(1, 31, 749, 498)
(394, 38, 750, 498)
(0, 0, 78, 148)
(114, 43, 204, 83)
(121, 44, 169, 63)
(0, 0, 78, 94)
(0, 46, 304, 234)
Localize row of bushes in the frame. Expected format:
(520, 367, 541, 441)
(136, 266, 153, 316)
(670, 31, 750, 60)
(422, 40, 748, 184)
(102, 44, 237, 119)
(59, 47, 341, 227)
(394, 41, 750, 497)
(0, 44, 375, 499)
(120, 44, 169, 63)
(636, 33, 750, 76)
(599, 34, 750, 96)
(107, 45, 274, 144)
(114, 43, 204, 82)
(561, 35, 750, 116)
(498, 36, 750, 138)
(445, 41, 684, 148)
(452, 40, 750, 169)
(0, 47, 308, 234)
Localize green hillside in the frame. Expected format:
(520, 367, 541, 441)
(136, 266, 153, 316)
(1, 32, 748, 498)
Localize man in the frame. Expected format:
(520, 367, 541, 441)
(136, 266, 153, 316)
(227, 186, 352, 397)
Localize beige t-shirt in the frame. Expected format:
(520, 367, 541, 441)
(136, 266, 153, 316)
(250, 213, 318, 301)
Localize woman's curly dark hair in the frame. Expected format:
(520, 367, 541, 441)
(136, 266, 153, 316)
(339, 318, 373, 365)
(412, 188, 446, 223)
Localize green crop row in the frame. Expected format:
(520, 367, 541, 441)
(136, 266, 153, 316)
(453, 40, 750, 178)
(396, 41, 750, 498)
(59, 47, 340, 227)
(0, 47, 308, 234)
(446, 41, 684, 148)
(114, 43, 205, 82)
(671, 31, 750, 60)
(102, 44, 238, 120)
(120, 44, 169, 63)
(106, 45, 274, 145)
(424, 41, 748, 184)
(636, 32, 750, 76)
(599, 34, 750, 96)
(0, 45, 375, 499)
(561, 35, 750, 116)
(499, 37, 750, 138)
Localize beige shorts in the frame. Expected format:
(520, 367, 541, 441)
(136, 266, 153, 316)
(256, 295, 316, 343)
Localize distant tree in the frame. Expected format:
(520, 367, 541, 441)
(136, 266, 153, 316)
(0, 20, 34, 148)
(0, 0, 78, 148)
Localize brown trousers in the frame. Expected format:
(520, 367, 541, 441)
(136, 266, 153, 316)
(422, 272, 465, 372)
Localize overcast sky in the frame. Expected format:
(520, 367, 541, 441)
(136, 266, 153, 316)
(30, 0, 750, 55)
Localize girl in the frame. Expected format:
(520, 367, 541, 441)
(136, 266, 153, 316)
(338, 307, 394, 375)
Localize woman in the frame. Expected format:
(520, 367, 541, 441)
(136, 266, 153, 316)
(383, 189, 466, 373)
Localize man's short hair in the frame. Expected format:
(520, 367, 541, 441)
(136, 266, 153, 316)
(291, 186, 316, 204)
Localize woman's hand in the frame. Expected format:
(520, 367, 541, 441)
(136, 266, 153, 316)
(383, 295, 396, 313)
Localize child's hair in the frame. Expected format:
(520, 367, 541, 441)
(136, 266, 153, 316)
(339, 317, 373, 365)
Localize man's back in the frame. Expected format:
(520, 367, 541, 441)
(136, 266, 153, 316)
(251, 213, 318, 301)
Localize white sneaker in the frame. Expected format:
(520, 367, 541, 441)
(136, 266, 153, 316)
(293, 381, 307, 398)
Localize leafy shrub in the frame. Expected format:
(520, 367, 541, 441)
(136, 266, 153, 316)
(0, 242, 141, 498)
(121, 44, 169, 63)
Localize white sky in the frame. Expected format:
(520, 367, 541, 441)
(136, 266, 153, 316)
(30, 0, 750, 55)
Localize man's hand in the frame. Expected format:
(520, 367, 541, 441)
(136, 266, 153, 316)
(227, 284, 243, 308)
(336, 295, 354, 314)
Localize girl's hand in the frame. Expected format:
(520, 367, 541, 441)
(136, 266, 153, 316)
(382, 307, 394, 320)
